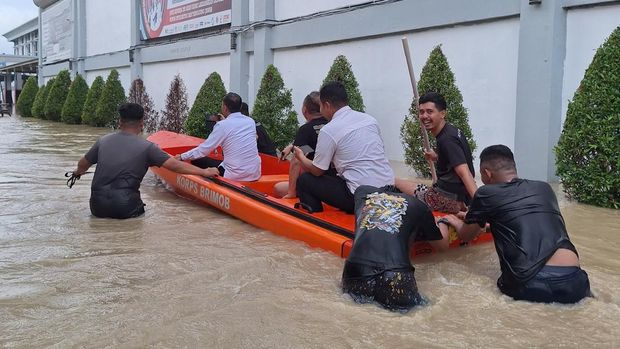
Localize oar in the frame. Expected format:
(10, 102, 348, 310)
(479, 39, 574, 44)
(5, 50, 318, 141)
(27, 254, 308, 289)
(401, 37, 438, 183)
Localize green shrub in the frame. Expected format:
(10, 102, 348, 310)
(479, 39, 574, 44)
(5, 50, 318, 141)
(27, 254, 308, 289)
(44, 70, 71, 121)
(31, 78, 53, 119)
(61, 74, 89, 124)
(555, 26, 620, 209)
(159, 74, 189, 133)
(95, 69, 126, 128)
(16, 76, 39, 117)
(400, 45, 476, 178)
(252, 64, 298, 150)
(82, 76, 104, 126)
(322, 55, 365, 112)
(128, 78, 159, 134)
(185, 72, 227, 138)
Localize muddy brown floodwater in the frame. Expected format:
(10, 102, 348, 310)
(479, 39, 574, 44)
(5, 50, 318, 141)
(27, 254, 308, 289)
(0, 116, 618, 348)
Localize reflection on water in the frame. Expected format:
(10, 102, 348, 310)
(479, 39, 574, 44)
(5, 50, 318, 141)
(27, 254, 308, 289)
(0, 116, 618, 348)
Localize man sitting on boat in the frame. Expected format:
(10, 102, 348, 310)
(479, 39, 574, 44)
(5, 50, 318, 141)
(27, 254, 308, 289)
(274, 91, 329, 199)
(293, 82, 395, 213)
(445, 145, 592, 304)
(342, 185, 443, 312)
(72, 103, 217, 219)
(241, 102, 277, 157)
(175, 93, 261, 182)
(396, 92, 477, 215)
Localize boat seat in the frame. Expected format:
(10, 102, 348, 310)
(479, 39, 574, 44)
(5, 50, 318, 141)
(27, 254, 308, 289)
(241, 174, 289, 195)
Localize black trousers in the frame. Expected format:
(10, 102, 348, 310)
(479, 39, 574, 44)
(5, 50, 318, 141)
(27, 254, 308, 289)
(191, 157, 225, 176)
(296, 172, 354, 213)
(342, 261, 425, 313)
(498, 266, 592, 304)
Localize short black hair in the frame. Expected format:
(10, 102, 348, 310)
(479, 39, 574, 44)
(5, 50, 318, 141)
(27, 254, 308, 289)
(480, 144, 516, 172)
(240, 102, 249, 116)
(223, 92, 242, 113)
(419, 92, 447, 111)
(303, 91, 321, 114)
(320, 81, 348, 106)
(118, 103, 144, 121)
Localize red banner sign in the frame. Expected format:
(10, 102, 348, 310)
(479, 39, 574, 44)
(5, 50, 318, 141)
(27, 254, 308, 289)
(140, 0, 231, 40)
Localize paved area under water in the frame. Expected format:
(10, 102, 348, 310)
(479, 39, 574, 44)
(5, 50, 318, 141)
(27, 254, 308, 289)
(0, 116, 618, 348)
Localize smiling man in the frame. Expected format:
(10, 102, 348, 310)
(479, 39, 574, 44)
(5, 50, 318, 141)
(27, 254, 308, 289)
(398, 92, 476, 217)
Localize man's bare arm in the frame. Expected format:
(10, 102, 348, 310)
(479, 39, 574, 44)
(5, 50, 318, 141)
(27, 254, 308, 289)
(454, 163, 477, 199)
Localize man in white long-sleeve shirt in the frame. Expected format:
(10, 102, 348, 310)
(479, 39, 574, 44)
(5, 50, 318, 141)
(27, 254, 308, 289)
(175, 93, 261, 181)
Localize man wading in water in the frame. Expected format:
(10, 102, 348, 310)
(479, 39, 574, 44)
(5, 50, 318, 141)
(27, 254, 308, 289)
(72, 103, 218, 219)
(445, 145, 592, 304)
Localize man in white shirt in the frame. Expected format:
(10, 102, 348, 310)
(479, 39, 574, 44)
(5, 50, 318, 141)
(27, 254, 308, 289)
(293, 81, 395, 213)
(175, 93, 261, 181)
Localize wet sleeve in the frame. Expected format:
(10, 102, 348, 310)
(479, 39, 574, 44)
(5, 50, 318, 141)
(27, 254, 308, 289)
(439, 136, 467, 169)
(414, 201, 443, 241)
(312, 132, 335, 171)
(147, 143, 171, 167)
(84, 139, 100, 164)
(464, 189, 489, 227)
(293, 124, 311, 147)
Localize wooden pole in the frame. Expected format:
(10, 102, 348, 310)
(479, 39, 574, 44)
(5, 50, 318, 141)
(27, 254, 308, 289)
(401, 37, 437, 183)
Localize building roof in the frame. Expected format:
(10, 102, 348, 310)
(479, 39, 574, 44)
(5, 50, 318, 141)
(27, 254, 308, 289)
(0, 58, 38, 74)
(2, 17, 38, 42)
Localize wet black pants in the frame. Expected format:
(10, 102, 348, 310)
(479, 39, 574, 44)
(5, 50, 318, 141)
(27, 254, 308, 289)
(296, 172, 354, 213)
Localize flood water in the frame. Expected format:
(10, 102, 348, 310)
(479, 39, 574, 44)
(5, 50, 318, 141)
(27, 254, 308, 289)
(0, 116, 618, 348)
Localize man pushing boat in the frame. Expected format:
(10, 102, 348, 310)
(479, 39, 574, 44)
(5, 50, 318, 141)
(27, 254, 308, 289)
(445, 145, 592, 304)
(72, 103, 216, 219)
(342, 185, 443, 312)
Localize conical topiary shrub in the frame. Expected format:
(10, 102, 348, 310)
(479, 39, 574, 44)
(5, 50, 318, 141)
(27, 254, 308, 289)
(32, 78, 54, 119)
(44, 70, 71, 121)
(128, 78, 159, 134)
(252, 64, 298, 150)
(61, 74, 89, 124)
(16, 76, 39, 117)
(322, 55, 365, 112)
(82, 76, 104, 126)
(185, 72, 227, 138)
(159, 74, 189, 133)
(400, 45, 476, 178)
(555, 26, 620, 209)
(95, 69, 126, 128)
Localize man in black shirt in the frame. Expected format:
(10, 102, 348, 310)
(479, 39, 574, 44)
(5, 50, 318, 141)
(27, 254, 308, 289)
(445, 145, 591, 304)
(274, 92, 328, 198)
(397, 92, 476, 215)
(241, 102, 277, 157)
(342, 185, 443, 312)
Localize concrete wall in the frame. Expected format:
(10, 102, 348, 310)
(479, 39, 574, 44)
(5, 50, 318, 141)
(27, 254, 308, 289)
(274, 0, 369, 20)
(85, 67, 131, 93)
(562, 5, 620, 122)
(142, 55, 231, 113)
(85, 0, 131, 57)
(273, 18, 520, 162)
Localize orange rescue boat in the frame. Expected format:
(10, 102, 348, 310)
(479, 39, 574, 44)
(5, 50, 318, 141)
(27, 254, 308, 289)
(148, 131, 492, 258)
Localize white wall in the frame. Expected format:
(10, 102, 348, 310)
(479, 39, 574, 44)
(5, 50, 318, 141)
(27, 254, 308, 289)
(85, 67, 131, 93)
(142, 55, 231, 113)
(85, 0, 131, 57)
(273, 18, 520, 164)
(274, 0, 370, 20)
(248, 52, 255, 107)
(562, 5, 620, 124)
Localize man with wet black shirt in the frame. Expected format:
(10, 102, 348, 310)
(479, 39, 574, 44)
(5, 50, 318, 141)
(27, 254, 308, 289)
(342, 185, 443, 312)
(445, 145, 591, 304)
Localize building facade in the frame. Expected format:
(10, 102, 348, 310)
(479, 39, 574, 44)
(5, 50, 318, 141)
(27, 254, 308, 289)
(34, 0, 620, 181)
